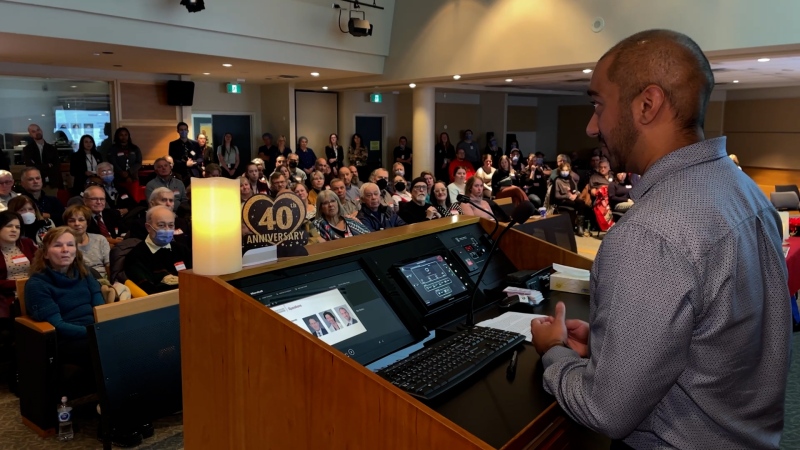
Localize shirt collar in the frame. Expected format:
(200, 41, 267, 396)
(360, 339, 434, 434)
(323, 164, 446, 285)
(630, 137, 727, 202)
(145, 234, 171, 253)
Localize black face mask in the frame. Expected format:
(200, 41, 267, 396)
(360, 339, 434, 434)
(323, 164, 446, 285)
(288, 161, 298, 169)
(376, 178, 389, 191)
(394, 182, 406, 192)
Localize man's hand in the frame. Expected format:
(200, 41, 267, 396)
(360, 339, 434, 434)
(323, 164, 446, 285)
(531, 301, 568, 355)
(187, 159, 195, 167)
(566, 319, 590, 357)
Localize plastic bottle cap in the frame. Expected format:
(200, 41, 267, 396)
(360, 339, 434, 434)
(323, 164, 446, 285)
(61, 396, 67, 403)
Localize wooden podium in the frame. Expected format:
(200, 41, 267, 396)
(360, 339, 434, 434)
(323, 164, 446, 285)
(179, 216, 594, 449)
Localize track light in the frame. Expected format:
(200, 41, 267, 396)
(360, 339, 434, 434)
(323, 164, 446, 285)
(180, 0, 205, 13)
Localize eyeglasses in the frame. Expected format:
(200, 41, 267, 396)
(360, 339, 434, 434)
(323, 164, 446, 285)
(0, 180, 13, 186)
(86, 197, 105, 202)
(412, 185, 428, 191)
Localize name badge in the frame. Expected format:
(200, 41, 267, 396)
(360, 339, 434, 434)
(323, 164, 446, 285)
(174, 262, 187, 271)
(173, 190, 180, 196)
(626, 185, 632, 189)
(120, 194, 129, 200)
(11, 255, 28, 265)
(535, 175, 541, 179)
(190, 151, 196, 156)
(174, 228, 184, 235)
(117, 152, 125, 157)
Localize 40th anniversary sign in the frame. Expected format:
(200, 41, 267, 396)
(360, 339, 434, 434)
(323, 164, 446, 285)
(242, 192, 308, 257)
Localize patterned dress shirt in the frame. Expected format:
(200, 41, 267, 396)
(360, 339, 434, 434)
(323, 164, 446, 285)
(542, 137, 791, 449)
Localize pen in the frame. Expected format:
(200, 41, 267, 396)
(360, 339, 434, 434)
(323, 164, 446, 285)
(506, 350, 518, 381)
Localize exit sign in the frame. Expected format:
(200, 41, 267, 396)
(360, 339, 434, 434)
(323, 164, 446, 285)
(227, 83, 242, 94)
(369, 93, 382, 103)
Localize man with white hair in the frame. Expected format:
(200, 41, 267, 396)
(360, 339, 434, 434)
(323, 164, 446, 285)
(127, 187, 192, 246)
(124, 205, 192, 294)
(22, 123, 62, 189)
(0, 170, 19, 210)
(145, 157, 187, 212)
(84, 184, 124, 245)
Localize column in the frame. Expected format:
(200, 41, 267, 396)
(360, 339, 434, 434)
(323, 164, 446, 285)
(412, 86, 435, 178)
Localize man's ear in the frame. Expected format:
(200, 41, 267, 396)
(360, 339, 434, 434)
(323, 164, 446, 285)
(637, 84, 666, 125)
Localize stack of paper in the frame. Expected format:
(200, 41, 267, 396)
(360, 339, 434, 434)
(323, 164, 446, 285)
(477, 311, 547, 343)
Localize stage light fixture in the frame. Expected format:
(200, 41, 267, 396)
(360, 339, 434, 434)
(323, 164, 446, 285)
(180, 0, 205, 13)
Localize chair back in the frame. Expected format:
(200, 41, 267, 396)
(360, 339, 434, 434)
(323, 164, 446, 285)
(16, 278, 28, 317)
(770, 191, 800, 211)
(775, 184, 800, 203)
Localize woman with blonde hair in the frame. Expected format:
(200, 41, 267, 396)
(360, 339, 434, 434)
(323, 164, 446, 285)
(312, 190, 369, 241)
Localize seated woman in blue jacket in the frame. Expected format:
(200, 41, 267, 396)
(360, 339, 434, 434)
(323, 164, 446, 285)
(26, 226, 104, 367)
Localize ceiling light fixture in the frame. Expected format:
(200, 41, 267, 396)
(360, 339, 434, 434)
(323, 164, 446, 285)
(582, 69, 593, 74)
(311, 72, 320, 77)
(453, 75, 461, 80)
(505, 78, 513, 82)
(222, 63, 232, 67)
(733, 80, 740, 83)
(757, 58, 771, 62)
(409, 83, 417, 88)
(322, 86, 329, 90)
(93, 53, 100, 56)
(41, 114, 45, 117)
(70, 85, 77, 88)
(202, 72, 210, 75)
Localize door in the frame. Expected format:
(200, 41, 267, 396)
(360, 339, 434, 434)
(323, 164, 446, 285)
(211, 115, 252, 174)
(356, 116, 383, 172)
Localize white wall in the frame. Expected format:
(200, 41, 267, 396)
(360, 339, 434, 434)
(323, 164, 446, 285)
(0, 0, 395, 74)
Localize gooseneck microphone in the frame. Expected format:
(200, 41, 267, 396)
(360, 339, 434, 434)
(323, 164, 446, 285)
(462, 200, 536, 328)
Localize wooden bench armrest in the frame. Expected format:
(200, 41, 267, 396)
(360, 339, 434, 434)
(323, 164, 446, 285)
(15, 316, 56, 333)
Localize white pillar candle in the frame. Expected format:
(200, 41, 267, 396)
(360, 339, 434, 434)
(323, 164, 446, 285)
(191, 177, 243, 275)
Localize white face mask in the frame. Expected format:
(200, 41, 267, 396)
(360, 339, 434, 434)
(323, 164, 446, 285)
(560, 171, 570, 178)
(512, 156, 519, 163)
(395, 170, 404, 177)
(20, 212, 35, 225)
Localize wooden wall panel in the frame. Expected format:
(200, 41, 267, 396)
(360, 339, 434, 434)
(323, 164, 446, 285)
(742, 166, 800, 188)
(120, 83, 177, 121)
(556, 105, 596, 154)
(507, 106, 537, 132)
(705, 101, 724, 138)
(725, 132, 800, 170)
(724, 98, 800, 133)
(122, 125, 175, 161)
(436, 103, 480, 142)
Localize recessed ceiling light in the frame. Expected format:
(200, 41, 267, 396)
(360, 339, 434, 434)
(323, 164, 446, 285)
(222, 63, 233, 67)
(453, 75, 461, 80)
(757, 58, 770, 62)
(70, 85, 77, 88)
(202, 72, 210, 75)
(93, 53, 100, 56)
(27, 118, 31, 121)
(505, 78, 513, 82)
(582, 69, 593, 74)
(311, 72, 320, 77)
(409, 83, 416, 88)
(322, 86, 328, 90)
(733, 80, 740, 83)
(41, 114, 45, 117)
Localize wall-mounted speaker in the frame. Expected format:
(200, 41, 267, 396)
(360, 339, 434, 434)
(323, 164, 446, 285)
(166, 80, 195, 106)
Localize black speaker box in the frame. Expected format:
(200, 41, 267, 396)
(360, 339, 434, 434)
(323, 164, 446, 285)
(166, 80, 195, 106)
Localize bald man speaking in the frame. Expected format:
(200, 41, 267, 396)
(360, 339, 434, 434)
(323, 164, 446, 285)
(531, 30, 790, 449)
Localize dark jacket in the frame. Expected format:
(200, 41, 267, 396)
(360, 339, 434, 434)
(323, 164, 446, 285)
(356, 205, 406, 232)
(26, 267, 104, 340)
(22, 141, 63, 188)
(168, 138, 202, 180)
(325, 146, 345, 172)
(16, 188, 66, 226)
(608, 181, 632, 207)
(124, 239, 192, 294)
(398, 201, 435, 224)
(107, 144, 143, 182)
(86, 209, 125, 238)
(0, 238, 37, 318)
(69, 148, 103, 195)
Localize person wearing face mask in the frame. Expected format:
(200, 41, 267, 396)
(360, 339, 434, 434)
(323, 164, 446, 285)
(126, 187, 192, 248)
(8, 196, 55, 246)
(124, 205, 191, 294)
(391, 162, 407, 182)
(391, 175, 412, 204)
(95, 163, 138, 217)
(508, 148, 524, 176)
(69, 134, 103, 196)
(168, 122, 202, 184)
(457, 129, 480, 169)
(108, 127, 143, 183)
(287, 154, 308, 186)
(553, 162, 590, 235)
(505, 140, 520, 157)
(483, 136, 503, 166)
(368, 168, 397, 211)
(393, 136, 413, 177)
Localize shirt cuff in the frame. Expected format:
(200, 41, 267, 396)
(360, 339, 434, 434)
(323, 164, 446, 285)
(541, 344, 580, 369)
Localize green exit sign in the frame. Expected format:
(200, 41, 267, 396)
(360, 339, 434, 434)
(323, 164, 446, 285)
(226, 83, 242, 94)
(369, 93, 382, 103)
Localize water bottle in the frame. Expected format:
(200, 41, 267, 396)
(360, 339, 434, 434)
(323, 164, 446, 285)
(57, 396, 73, 441)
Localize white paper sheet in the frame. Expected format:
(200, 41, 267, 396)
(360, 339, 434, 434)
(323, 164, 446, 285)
(477, 312, 548, 343)
(552, 263, 590, 280)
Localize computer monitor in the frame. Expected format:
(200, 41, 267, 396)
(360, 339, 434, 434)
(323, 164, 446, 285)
(240, 261, 421, 365)
(394, 253, 470, 313)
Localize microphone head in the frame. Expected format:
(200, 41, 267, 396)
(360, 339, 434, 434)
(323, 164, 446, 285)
(456, 194, 471, 203)
(511, 200, 537, 224)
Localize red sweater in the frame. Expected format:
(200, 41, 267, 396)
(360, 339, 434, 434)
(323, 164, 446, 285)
(448, 160, 475, 183)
